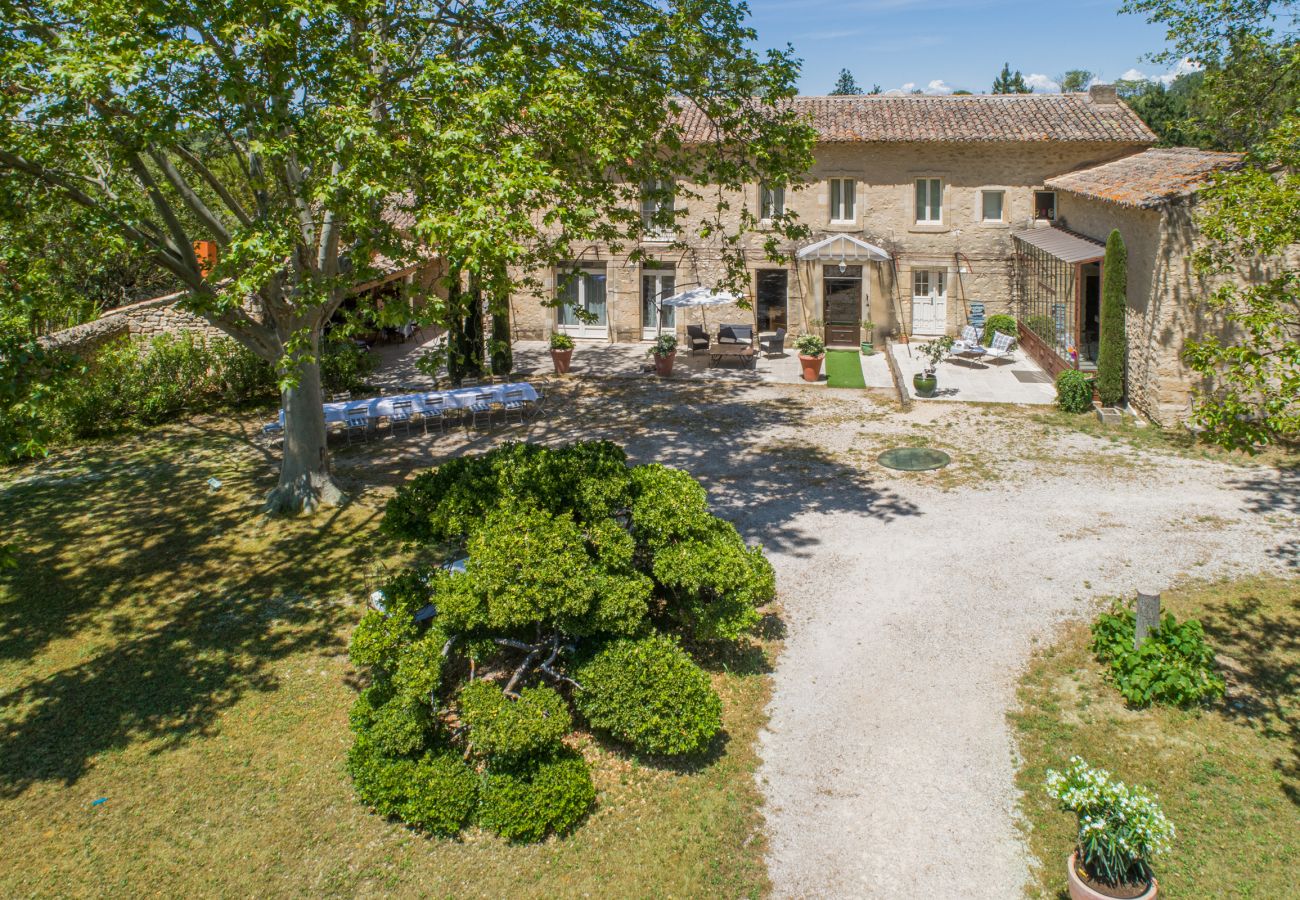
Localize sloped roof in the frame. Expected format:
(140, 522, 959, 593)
(1013, 226, 1106, 264)
(673, 93, 1156, 144)
(1046, 147, 1244, 208)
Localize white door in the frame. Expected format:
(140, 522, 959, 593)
(641, 271, 676, 340)
(556, 269, 608, 339)
(911, 269, 948, 336)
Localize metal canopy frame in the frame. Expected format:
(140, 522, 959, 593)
(797, 233, 892, 263)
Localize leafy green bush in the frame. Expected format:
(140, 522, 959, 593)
(982, 313, 1017, 346)
(347, 740, 478, 836)
(1024, 315, 1059, 346)
(549, 333, 575, 350)
(320, 335, 376, 395)
(459, 681, 572, 761)
(1055, 369, 1093, 414)
(477, 750, 595, 842)
(0, 330, 75, 463)
(1091, 605, 1225, 707)
(573, 635, 722, 756)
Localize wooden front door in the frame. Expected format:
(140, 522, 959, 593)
(823, 265, 862, 347)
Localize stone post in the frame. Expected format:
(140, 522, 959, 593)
(1134, 589, 1161, 650)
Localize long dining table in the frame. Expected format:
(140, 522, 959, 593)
(270, 382, 539, 427)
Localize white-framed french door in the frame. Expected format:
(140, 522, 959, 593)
(911, 268, 948, 335)
(641, 269, 676, 340)
(556, 268, 608, 339)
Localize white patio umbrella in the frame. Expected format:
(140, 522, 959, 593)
(660, 287, 742, 334)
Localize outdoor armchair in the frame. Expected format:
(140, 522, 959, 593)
(983, 331, 1016, 361)
(686, 324, 710, 351)
(759, 328, 787, 356)
(718, 323, 753, 345)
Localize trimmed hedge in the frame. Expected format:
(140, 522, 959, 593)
(1097, 229, 1128, 407)
(1055, 369, 1093, 414)
(573, 635, 722, 757)
(459, 681, 572, 761)
(477, 750, 595, 842)
(347, 741, 479, 837)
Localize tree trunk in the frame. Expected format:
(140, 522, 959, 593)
(264, 348, 345, 515)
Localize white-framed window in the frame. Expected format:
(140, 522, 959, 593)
(915, 177, 943, 223)
(640, 266, 676, 340)
(556, 267, 608, 339)
(981, 190, 1005, 223)
(912, 269, 946, 299)
(760, 184, 785, 221)
(1034, 190, 1057, 221)
(640, 178, 675, 239)
(829, 177, 856, 223)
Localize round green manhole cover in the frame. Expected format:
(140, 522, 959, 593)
(877, 447, 951, 471)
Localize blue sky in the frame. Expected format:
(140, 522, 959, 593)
(745, 0, 1190, 94)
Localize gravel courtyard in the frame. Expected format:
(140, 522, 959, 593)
(566, 379, 1290, 895)
(332, 374, 1297, 897)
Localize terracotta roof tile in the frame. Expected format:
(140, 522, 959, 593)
(674, 93, 1156, 144)
(1046, 147, 1245, 208)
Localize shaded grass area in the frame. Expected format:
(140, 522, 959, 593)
(1011, 577, 1299, 898)
(824, 350, 866, 389)
(0, 422, 772, 897)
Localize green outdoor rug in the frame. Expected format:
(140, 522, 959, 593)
(824, 349, 867, 389)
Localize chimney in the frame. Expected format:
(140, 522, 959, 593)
(1088, 83, 1119, 106)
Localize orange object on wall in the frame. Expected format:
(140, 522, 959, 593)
(193, 240, 218, 276)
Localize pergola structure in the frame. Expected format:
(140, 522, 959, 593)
(1011, 226, 1105, 377)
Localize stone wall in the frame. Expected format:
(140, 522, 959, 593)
(1056, 192, 1297, 427)
(508, 139, 1149, 344)
(39, 290, 225, 355)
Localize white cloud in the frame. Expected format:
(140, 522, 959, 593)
(1024, 73, 1060, 93)
(1119, 57, 1203, 86)
(926, 79, 954, 95)
(900, 82, 916, 92)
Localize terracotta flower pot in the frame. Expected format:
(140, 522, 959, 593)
(798, 354, 824, 382)
(913, 373, 937, 397)
(551, 348, 573, 375)
(1067, 852, 1157, 900)
(653, 351, 676, 377)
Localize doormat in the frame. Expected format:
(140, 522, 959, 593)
(877, 447, 951, 471)
(825, 350, 867, 389)
(1012, 370, 1053, 384)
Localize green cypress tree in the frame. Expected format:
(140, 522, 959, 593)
(1096, 229, 1128, 407)
(992, 63, 1031, 94)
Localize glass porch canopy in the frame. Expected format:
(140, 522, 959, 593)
(1012, 226, 1105, 372)
(796, 234, 892, 263)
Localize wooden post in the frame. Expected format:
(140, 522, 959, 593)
(1135, 589, 1161, 650)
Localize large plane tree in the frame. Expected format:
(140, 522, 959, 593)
(0, 0, 814, 512)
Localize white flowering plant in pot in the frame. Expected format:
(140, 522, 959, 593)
(1045, 757, 1174, 893)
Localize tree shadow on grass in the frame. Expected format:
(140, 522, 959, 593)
(1200, 590, 1300, 807)
(0, 425, 378, 796)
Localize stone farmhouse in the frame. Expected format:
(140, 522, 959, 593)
(507, 85, 1251, 426)
(42, 85, 1263, 428)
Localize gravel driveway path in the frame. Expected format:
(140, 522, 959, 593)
(738, 413, 1295, 897)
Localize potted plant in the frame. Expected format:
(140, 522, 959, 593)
(1046, 758, 1172, 900)
(860, 319, 876, 355)
(912, 336, 952, 398)
(647, 333, 678, 377)
(549, 332, 575, 374)
(793, 333, 826, 382)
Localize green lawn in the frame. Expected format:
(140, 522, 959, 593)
(824, 350, 866, 389)
(0, 422, 773, 897)
(1011, 576, 1299, 898)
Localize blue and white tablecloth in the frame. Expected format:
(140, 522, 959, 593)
(273, 382, 539, 427)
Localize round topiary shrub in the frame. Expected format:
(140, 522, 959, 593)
(1055, 369, 1094, 414)
(459, 681, 572, 761)
(477, 750, 595, 842)
(347, 741, 479, 837)
(573, 635, 722, 757)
